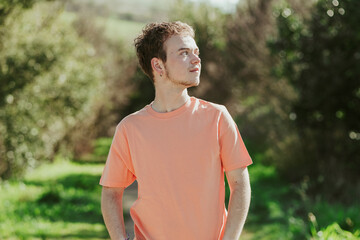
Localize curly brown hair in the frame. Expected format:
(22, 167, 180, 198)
(134, 21, 195, 82)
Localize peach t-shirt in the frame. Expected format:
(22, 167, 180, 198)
(100, 96, 252, 240)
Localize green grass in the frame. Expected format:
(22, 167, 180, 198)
(244, 164, 308, 240)
(0, 158, 108, 239)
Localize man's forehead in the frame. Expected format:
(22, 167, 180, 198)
(165, 35, 198, 52)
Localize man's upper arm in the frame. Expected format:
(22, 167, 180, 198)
(218, 106, 253, 172)
(102, 186, 126, 199)
(99, 121, 136, 188)
(225, 167, 250, 191)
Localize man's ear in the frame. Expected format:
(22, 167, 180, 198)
(151, 57, 163, 76)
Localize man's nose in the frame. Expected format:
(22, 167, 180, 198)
(191, 54, 201, 64)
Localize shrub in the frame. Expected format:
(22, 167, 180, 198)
(269, 0, 360, 200)
(0, 2, 103, 179)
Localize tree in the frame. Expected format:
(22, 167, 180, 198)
(270, 0, 360, 200)
(0, 0, 41, 25)
(0, 1, 103, 179)
(0, 0, 54, 104)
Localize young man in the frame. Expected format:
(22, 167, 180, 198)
(100, 21, 252, 240)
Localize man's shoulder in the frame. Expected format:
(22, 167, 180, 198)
(194, 97, 227, 114)
(116, 105, 150, 128)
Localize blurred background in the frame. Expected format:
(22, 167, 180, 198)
(0, 0, 359, 239)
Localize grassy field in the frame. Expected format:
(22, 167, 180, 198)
(61, 10, 145, 50)
(1, 156, 359, 239)
(0, 159, 107, 239)
(97, 17, 145, 44)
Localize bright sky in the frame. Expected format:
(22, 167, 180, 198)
(207, 0, 239, 5)
(189, 0, 240, 12)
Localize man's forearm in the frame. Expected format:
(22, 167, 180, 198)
(101, 187, 128, 240)
(222, 183, 251, 239)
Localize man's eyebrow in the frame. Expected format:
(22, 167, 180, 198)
(177, 47, 200, 52)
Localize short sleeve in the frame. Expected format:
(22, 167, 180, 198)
(99, 122, 136, 188)
(219, 106, 253, 172)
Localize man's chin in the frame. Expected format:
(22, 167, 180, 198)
(184, 81, 199, 88)
(188, 78, 200, 87)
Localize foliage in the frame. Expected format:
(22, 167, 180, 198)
(309, 215, 360, 240)
(119, 66, 155, 118)
(0, 0, 51, 101)
(269, 0, 360, 199)
(242, 160, 360, 239)
(224, 0, 298, 160)
(246, 162, 309, 239)
(65, 0, 170, 23)
(67, 5, 139, 159)
(93, 137, 112, 158)
(0, 0, 41, 25)
(0, 2, 103, 179)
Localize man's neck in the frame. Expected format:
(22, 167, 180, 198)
(151, 86, 190, 113)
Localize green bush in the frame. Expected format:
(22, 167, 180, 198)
(269, 0, 360, 199)
(93, 137, 112, 158)
(0, 2, 104, 179)
(309, 217, 360, 240)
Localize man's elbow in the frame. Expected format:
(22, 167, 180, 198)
(229, 180, 251, 195)
(227, 167, 251, 192)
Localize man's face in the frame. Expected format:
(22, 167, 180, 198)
(162, 34, 201, 87)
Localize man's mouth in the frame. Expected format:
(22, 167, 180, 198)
(189, 67, 200, 72)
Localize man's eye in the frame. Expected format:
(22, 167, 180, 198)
(181, 51, 188, 56)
